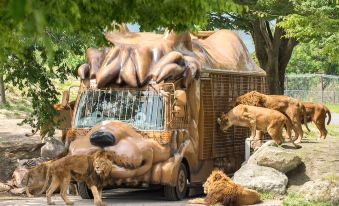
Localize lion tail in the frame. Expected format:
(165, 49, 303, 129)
(36, 166, 51, 196)
(301, 104, 310, 132)
(324, 105, 331, 125)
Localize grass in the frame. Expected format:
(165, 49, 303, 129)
(259, 191, 281, 200)
(303, 123, 339, 139)
(283, 192, 333, 206)
(0, 85, 33, 118)
(326, 103, 339, 113)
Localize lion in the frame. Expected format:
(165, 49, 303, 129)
(25, 161, 51, 197)
(39, 150, 114, 206)
(234, 91, 309, 143)
(26, 101, 75, 143)
(217, 104, 300, 149)
(188, 170, 261, 206)
(302, 102, 331, 140)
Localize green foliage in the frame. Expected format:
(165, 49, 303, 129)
(283, 192, 332, 206)
(278, 0, 339, 61)
(2, 30, 86, 130)
(287, 41, 339, 75)
(0, 0, 243, 131)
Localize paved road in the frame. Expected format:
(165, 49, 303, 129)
(0, 188, 282, 206)
(331, 112, 339, 124)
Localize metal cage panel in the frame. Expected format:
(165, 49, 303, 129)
(200, 73, 267, 168)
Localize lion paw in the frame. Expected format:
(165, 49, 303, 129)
(48, 202, 56, 205)
(66, 202, 74, 205)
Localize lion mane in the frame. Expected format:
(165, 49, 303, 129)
(188, 170, 261, 206)
(234, 91, 265, 107)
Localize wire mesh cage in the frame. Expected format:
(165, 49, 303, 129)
(199, 73, 267, 159)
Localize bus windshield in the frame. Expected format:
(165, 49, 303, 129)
(74, 89, 165, 130)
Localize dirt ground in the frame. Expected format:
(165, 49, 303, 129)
(286, 128, 339, 192)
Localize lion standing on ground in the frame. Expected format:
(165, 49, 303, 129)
(188, 170, 261, 206)
(302, 101, 331, 140)
(38, 150, 114, 206)
(235, 91, 309, 143)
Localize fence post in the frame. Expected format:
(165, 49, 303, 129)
(321, 75, 324, 103)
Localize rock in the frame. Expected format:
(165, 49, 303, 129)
(12, 166, 29, 188)
(9, 187, 26, 195)
(233, 164, 288, 194)
(248, 141, 302, 173)
(300, 179, 339, 204)
(0, 182, 11, 192)
(41, 138, 65, 159)
(18, 157, 49, 168)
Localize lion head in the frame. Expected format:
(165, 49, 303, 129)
(202, 170, 261, 206)
(93, 156, 112, 178)
(217, 113, 232, 133)
(203, 170, 240, 206)
(91, 150, 115, 178)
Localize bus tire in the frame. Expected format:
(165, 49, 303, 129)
(164, 163, 188, 200)
(77, 182, 93, 199)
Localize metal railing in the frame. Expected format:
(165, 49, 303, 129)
(284, 74, 339, 104)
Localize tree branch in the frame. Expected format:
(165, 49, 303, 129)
(258, 19, 273, 51)
(265, 21, 273, 41)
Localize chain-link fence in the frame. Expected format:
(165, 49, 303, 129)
(284, 74, 339, 104)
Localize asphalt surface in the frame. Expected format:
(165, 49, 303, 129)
(331, 112, 339, 124)
(0, 188, 282, 206)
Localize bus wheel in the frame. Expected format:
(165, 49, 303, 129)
(77, 182, 93, 199)
(164, 163, 188, 200)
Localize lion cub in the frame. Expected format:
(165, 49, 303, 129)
(217, 104, 300, 148)
(39, 151, 113, 206)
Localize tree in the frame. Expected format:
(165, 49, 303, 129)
(287, 40, 339, 75)
(0, 74, 5, 104)
(206, 0, 338, 94)
(0, 0, 242, 132)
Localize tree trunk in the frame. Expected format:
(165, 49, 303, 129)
(251, 18, 297, 95)
(0, 74, 6, 104)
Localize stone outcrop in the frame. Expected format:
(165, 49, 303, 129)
(41, 138, 65, 159)
(233, 164, 288, 194)
(300, 179, 339, 204)
(248, 141, 302, 173)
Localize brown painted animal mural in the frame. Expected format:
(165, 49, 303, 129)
(302, 102, 331, 140)
(234, 91, 309, 143)
(77, 29, 264, 89)
(188, 170, 261, 206)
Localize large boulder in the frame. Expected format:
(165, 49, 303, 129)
(299, 179, 339, 204)
(233, 164, 288, 194)
(248, 141, 302, 173)
(41, 138, 65, 159)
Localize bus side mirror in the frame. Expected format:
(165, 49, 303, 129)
(61, 90, 70, 107)
(173, 90, 186, 118)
